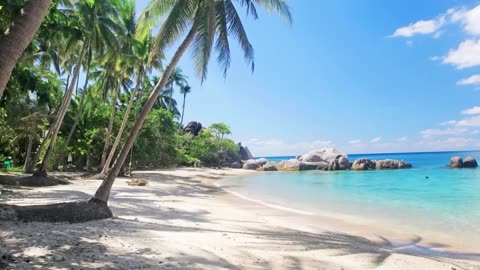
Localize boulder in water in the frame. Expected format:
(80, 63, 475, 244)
(351, 159, 376, 170)
(450, 156, 463, 168)
(463, 157, 478, 168)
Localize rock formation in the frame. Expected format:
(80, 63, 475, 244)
(463, 156, 478, 168)
(450, 156, 463, 168)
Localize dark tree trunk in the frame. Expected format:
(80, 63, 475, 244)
(0, 0, 52, 97)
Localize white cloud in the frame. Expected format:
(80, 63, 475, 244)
(420, 127, 468, 138)
(443, 39, 480, 69)
(391, 5, 480, 38)
(348, 139, 361, 144)
(391, 17, 445, 37)
(457, 115, 480, 126)
(458, 74, 480, 85)
(451, 5, 480, 35)
(462, 106, 480, 115)
(370, 137, 382, 143)
(440, 120, 457, 126)
(242, 138, 335, 156)
(417, 137, 476, 149)
(397, 136, 408, 142)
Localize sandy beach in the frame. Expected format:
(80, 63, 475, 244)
(1, 168, 480, 270)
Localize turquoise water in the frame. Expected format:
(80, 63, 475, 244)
(221, 151, 480, 244)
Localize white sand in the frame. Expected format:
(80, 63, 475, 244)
(1, 168, 479, 269)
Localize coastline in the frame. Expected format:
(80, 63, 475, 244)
(1, 168, 479, 269)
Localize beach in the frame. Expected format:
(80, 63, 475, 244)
(1, 168, 480, 270)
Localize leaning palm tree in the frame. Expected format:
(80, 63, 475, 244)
(93, 0, 292, 204)
(179, 84, 191, 128)
(0, 0, 53, 97)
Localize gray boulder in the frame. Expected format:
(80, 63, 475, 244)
(182, 121, 203, 136)
(258, 161, 278, 171)
(277, 159, 302, 171)
(242, 158, 268, 170)
(230, 161, 243, 169)
(351, 159, 376, 170)
(463, 157, 478, 168)
(299, 148, 348, 163)
(375, 159, 412, 170)
(298, 148, 350, 171)
(239, 145, 254, 160)
(300, 161, 329, 170)
(450, 156, 463, 168)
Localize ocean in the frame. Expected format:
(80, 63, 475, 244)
(218, 151, 480, 247)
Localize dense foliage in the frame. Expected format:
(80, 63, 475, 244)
(0, 0, 245, 173)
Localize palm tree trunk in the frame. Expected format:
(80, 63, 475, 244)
(27, 71, 71, 173)
(98, 82, 121, 170)
(101, 71, 142, 175)
(167, 81, 174, 111)
(180, 92, 187, 129)
(0, 0, 52, 97)
(35, 39, 89, 176)
(23, 134, 34, 173)
(54, 51, 92, 171)
(92, 22, 199, 203)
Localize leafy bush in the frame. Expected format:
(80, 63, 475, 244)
(132, 109, 179, 168)
(178, 124, 240, 167)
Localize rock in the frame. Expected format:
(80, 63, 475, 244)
(375, 159, 412, 170)
(336, 156, 351, 170)
(300, 161, 329, 170)
(450, 156, 463, 168)
(230, 161, 242, 169)
(351, 159, 376, 170)
(242, 158, 268, 170)
(299, 148, 348, 163)
(277, 159, 302, 171)
(258, 162, 278, 171)
(463, 156, 478, 168)
(182, 121, 203, 136)
(297, 148, 350, 171)
(239, 145, 254, 160)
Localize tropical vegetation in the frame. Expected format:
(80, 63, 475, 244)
(0, 0, 291, 219)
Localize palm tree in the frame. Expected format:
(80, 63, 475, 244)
(35, 0, 124, 176)
(100, 37, 162, 175)
(0, 0, 52, 97)
(179, 84, 191, 128)
(166, 67, 187, 111)
(93, 0, 292, 203)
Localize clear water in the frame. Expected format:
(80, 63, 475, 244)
(221, 151, 480, 245)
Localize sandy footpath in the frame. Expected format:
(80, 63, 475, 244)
(1, 168, 480, 270)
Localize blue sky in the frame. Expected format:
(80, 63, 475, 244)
(135, 0, 480, 156)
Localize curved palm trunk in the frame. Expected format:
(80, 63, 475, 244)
(35, 39, 89, 176)
(101, 72, 143, 175)
(180, 92, 187, 129)
(0, 0, 52, 97)
(27, 73, 71, 173)
(98, 82, 121, 170)
(93, 23, 198, 203)
(54, 52, 92, 171)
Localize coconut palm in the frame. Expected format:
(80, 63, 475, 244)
(166, 67, 187, 111)
(179, 84, 191, 128)
(93, 0, 292, 203)
(35, 0, 125, 176)
(0, 0, 52, 97)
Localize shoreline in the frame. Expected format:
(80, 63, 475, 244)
(1, 168, 479, 269)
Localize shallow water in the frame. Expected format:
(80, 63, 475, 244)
(219, 151, 480, 247)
